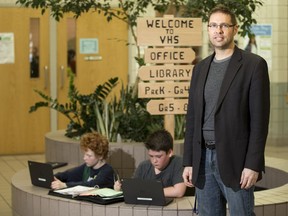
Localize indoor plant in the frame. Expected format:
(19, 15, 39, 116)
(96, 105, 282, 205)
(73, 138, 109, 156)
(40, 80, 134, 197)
(29, 71, 163, 142)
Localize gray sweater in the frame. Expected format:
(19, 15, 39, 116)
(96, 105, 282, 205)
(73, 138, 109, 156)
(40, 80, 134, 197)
(202, 57, 231, 141)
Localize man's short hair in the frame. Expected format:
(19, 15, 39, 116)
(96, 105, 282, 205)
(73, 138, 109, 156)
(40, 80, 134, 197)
(144, 129, 173, 153)
(208, 4, 237, 25)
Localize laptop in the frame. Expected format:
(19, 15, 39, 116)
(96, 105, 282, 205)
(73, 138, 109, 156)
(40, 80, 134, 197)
(46, 161, 68, 169)
(121, 178, 173, 206)
(28, 160, 54, 189)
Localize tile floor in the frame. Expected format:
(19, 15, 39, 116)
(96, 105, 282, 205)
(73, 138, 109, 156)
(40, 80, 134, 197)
(0, 145, 288, 216)
(0, 154, 45, 216)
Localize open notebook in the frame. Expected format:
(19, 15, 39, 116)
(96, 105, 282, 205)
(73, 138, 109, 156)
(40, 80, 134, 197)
(49, 186, 124, 205)
(53, 186, 123, 198)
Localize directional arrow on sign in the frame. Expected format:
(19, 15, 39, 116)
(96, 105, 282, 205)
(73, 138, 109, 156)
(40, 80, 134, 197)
(138, 65, 193, 81)
(138, 82, 190, 98)
(147, 98, 188, 115)
(144, 48, 195, 64)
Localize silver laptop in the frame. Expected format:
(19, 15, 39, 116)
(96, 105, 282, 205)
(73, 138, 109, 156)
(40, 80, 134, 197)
(28, 160, 54, 189)
(122, 178, 173, 206)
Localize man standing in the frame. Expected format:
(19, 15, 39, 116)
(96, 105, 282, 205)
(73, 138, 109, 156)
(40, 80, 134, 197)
(182, 4, 270, 216)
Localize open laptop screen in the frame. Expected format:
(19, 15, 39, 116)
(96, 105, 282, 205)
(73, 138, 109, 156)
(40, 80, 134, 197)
(122, 178, 173, 206)
(28, 160, 54, 189)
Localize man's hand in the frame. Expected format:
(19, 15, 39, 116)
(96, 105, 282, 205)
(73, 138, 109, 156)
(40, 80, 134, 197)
(240, 168, 259, 189)
(51, 177, 67, 190)
(182, 166, 194, 187)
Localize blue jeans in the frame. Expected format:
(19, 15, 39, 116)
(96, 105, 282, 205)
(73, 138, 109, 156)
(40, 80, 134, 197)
(195, 149, 255, 216)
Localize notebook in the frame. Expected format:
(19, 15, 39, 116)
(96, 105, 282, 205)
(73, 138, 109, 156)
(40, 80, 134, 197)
(28, 160, 54, 189)
(121, 178, 173, 206)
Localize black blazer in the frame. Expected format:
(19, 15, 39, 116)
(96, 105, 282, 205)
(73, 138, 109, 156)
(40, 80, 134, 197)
(183, 46, 270, 189)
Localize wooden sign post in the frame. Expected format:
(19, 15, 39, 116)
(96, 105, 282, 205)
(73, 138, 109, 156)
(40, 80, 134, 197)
(137, 16, 202, 138)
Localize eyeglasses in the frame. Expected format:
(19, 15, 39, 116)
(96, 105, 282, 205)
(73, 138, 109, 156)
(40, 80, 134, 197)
(208, 23, 236, 30)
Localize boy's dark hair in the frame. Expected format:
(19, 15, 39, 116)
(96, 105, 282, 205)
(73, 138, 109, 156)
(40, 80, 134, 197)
(208, 4, 237, 25)
(144, 129, 173, 153)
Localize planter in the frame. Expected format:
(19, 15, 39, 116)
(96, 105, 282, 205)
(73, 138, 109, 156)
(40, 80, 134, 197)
(45, 130, 184, 178)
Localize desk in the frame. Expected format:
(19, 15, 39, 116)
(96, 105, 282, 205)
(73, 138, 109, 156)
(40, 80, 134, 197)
(12, 132, 288, 216)
(12, 168, 196, 216)
(12, 159, 288, 216)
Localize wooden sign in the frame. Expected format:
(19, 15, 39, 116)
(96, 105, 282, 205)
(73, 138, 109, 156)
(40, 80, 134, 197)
(138, 65, 193, 81)
(137, 18, 202, 46)
(147, 98, 188, 115)
(144, 48, 195, 64)
(138, 82, 190, 98)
